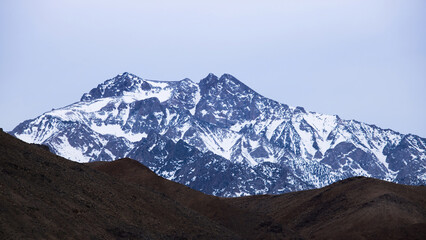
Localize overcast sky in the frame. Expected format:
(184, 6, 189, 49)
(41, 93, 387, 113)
(1, 0, 425, 137)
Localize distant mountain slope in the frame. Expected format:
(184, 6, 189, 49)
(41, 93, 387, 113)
(1, 130, 425, 240)
(11, 72, 426, 196)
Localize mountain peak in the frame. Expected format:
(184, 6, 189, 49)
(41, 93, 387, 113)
(219, 73, 247, 87)
(219, 73, 236, 80)
(116, 72, 140, 81)
(200, 73, 219, 83)
(207, 73, 218, 78)
(80, 72, 144, 101)
(199, 73, 251, 94)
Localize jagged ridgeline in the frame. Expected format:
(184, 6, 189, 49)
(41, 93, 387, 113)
(11, 72, 426, 196)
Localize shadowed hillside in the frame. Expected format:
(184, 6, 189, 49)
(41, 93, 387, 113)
(87, 159, 300, 239)
(1, 129, 425, 239)
(226, 177, 426, 240)
(0, 130, 238, 239)
(89, 159, 426, 240)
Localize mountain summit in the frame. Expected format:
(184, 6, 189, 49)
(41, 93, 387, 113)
(11, 72, 426, 196)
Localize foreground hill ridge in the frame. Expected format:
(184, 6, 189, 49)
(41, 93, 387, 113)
(0, 129, 239, 239)
(1, 130, 425, 239)
(11, 72, 426, 196)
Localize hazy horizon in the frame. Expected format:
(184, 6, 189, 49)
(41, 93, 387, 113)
(1, 0, 425, 137)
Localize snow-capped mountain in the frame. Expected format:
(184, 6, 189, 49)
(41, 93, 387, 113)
(11, 72, 426, 196)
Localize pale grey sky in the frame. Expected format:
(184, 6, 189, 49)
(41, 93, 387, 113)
(1, 0, 425, 137)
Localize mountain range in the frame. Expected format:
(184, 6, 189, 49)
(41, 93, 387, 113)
(10, 72, 426, 196)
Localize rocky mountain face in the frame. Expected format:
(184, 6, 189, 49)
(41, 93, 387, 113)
(11, 72, 426, 196)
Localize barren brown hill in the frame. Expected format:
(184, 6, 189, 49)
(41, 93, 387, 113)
(0, 130, 239, 240)
(226, 177, 426, 240)
(1, 128, 426, 240)
(88, 159, 426, 240)
(87, 159, 299, 239)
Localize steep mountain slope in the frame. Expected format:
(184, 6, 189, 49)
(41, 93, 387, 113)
(0, 130, 238, 239)
(11, 72, 426, 196)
